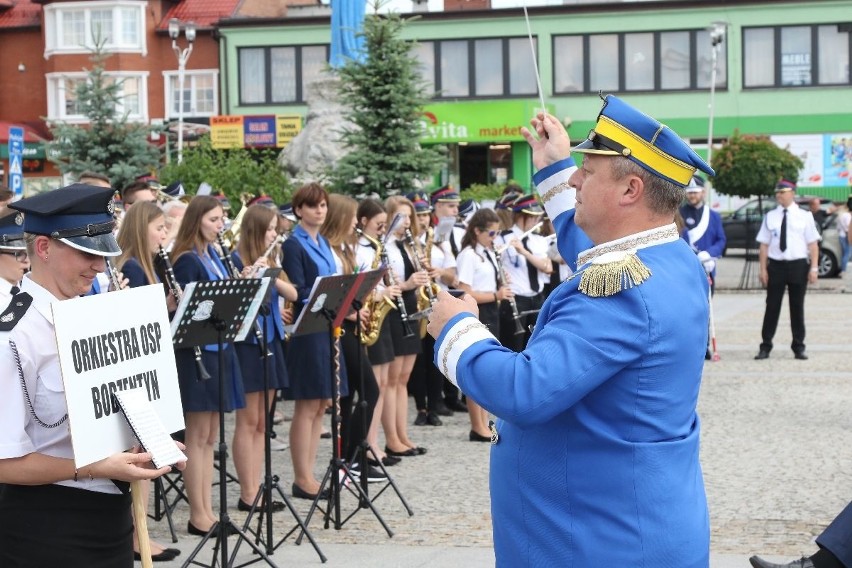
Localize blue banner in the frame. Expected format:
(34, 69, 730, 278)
(330, 0, 366, 68)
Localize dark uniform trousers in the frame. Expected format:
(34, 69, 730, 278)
(760, 258, 809, 354)
(499, 294, 543, 352)
(817, 500, 852, 567)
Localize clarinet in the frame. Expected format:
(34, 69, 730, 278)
(215, 233, 269, 352)
(156, 247, 212, 380)
(491, 244, 525, 336)
(382, 241, 415, 338)
(248, 233, 287, 278)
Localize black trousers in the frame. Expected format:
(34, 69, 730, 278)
(817, 500, 852, 568)
(760, 258, 809, 353)
(340, 320, 380, 461)
(0, 483, 133, 568)
(499, 294, 542, 352)
(410, 334, 445, 412)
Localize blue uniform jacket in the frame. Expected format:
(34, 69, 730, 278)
(434, 158, 711, 567)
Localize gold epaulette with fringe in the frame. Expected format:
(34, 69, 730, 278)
(577, 250, 651, 298)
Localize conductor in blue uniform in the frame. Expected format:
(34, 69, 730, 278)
(427, 95, 714, 567)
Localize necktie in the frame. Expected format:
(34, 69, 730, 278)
(521, 237, 540, 293)
(484, 250, 501, 289)
(780, 209, 788, 252)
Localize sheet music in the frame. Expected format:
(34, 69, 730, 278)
(113, 390, 187, 469)
(434, 216, 456, 242)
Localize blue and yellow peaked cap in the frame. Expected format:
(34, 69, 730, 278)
(572, 95, 714, 187)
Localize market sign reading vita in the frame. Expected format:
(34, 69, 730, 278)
(211, 115, 302, 149)
(420, 100, 553, 144)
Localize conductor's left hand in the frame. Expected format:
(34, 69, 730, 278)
(427, 291, 478, 340)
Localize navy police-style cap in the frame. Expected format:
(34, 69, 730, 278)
(278, 202, 296, 223)
(458, 198, 479, 218)
(430, 185, 460, 205)
(511, 194, 545, 216)
(163, 180, 185, 198)
(406, 191, 432, 214)
(685, 175, 706, 193)
(496, 191, 522, 211)
(572, 95, 715, 187)
(775, 179, 797, 192)
(9, 183, 121, 257)
(0, 212, 26, 251)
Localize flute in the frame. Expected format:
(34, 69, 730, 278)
(495, 221, 544, 255)
(248, 233, 287, 278)
(157, 246, 211, 380)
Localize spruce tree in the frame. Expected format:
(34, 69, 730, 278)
(47, 40, 161, 191)
(330, 11, 443, 197)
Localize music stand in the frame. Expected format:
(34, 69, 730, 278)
(171, 278, 279, 568)
(287, 269, 394, 535)
(232, 268, 325, 566)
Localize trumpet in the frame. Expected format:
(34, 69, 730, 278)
(492, 244, 525, 337)
(157, 246, 212, 380)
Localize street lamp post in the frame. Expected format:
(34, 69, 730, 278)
(706, 21, 726, 210)
(169, 18, 195, 165)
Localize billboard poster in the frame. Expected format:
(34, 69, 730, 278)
(824, 133, 852, 188)
(771, 134, 824, 187)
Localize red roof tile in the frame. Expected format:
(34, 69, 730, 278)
(160, 0, 241, 30)
(0, 0, 42, 29)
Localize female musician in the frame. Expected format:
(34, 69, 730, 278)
(321, 194, 382, 480)
(170, 195, 246, 535)
(354, 198, 400, 468)
(230, 204, 297, 511)
(382, 196, 429, 457)
(455, 208, 513, 442)
(281, 182, 346, 500)
(115, 201, 181, 561)
(0, 184, 184, 568)
(406, 192, 456, 426)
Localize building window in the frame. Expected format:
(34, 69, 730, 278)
(553, 29, 727, 94)
(417, 37, 539, 99)
(744, 24, 851, 88)
(164, 70, 219, 119)
(47, 72, 148, 122)
(237, 45, 329, 105)
(44, 2, 146, 56)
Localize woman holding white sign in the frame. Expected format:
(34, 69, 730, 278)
(170, 195, 246, 536)
(0, 183, 185, 568)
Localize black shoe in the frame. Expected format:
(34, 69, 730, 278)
(749, 555, 814, 568)
(134, 549, 180, 562)
(414, 411, 428, 426)
(320, 431, 331, 439)
(368, 455, 400, 467)
(469, 430, 491, 442)
(237, 498, 284, 513)
(291, 483, 330, 501)
(187, 521, 213, 537)
(754, 350, 770, 360)
(433, 402, 454, 417)
(446, 398, 468, 413)
(385, 446, 418, 457)
(705, 349, 712, 360)
(794, 351, 809, 360)
(349, 463, 388, 483)
(426, 411, 443, 426)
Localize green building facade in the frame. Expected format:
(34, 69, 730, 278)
(217, 0, 852, 202)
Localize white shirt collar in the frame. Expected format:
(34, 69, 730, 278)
(20, 273, 60, 324)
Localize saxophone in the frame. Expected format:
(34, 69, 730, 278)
(355, 228, 397, 346)
(404, 228, 440, 338)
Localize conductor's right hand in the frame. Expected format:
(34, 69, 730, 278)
(520, 112, 573, 171)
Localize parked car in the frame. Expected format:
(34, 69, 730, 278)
(721, 196, 841, 278)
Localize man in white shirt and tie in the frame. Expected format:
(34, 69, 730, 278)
(755, 180, 821, 360)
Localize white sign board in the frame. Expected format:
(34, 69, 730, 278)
(52, 285, 185, 468)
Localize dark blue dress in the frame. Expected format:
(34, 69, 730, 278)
(281, 226, 347, 400)
(172, 246, 245, 412)
(231, 251, 289, 393)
